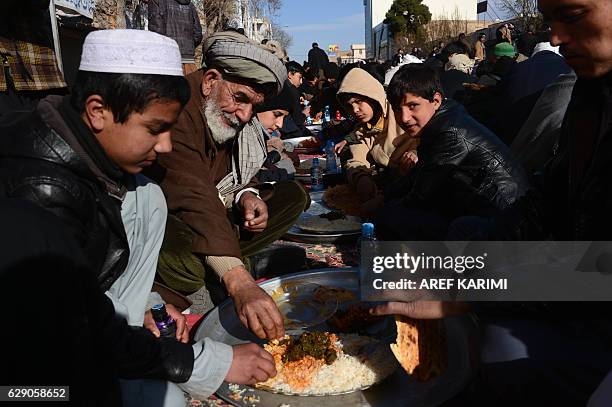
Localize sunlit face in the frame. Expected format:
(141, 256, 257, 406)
(257, 109, 289, 134)
(201, 69, 264, 143)
(539, 0, 612, 77)
(288, 71, 303, 88)
(393, 92, 442, 137)
(94, 100, 181, 174)
(345, 96, 376, 124)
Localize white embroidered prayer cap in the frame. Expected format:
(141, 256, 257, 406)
(79, 29, 183, 76)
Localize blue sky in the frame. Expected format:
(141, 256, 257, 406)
(277, 0, 365, 63)
(276, 0, 508, 63)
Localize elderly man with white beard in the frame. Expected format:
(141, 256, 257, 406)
(146, 31, 309, 341)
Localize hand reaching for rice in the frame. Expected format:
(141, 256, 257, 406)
(226, 343, 277, 385)
(223, 266, 285, 340)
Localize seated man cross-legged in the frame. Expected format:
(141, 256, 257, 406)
(147, 31, 309, 341)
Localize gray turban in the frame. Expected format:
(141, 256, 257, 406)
(202, 31, 287, 95)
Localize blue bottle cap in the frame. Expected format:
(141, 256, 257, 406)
(312, 157, 319, 165)
(362, 222, 374, 237)
(326, 140, 334, 148)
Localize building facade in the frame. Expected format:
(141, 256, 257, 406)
(338, 43, 367, 64)
(364, 0, 479, 60)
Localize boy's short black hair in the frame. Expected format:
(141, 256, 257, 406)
(286, 61, 305, 75)
(70, 71, 191, 123)
(387, 63, 443, 108)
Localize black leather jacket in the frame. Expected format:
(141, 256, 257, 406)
(1, 199, 194, 406)
(0, 96, 129, 291)
(401, 99, 529, 219)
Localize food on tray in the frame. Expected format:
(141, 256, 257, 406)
(323, 184, 362, 216)
(390, 316, 447, 382)
(313, 285, 356, 304)
(256, 332, 397, 395)
(328, 304, 385, 333)
(269, 283, 338, 329)
(296, 211, 361, 234)
(297, 137, 321, 148)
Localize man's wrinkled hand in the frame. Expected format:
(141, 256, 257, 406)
(234, 281, 285, 340)
(370, 301, 469, 320)
(143, 303, 189, 343)
(239, 192, 268, 232)
(225, 343, 277, 385)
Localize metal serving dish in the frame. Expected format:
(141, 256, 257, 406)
(194, 269, 474, 407)
(284, 191, 361, 244)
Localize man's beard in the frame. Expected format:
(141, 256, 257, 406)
(204, 96, 244, 144)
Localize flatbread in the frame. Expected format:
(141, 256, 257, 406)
(323, 184, 362, 216)
(390, 316, 447, 382)
(296, 213, 361, 234)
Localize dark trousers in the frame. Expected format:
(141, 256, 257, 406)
(156, 181, 308, 300)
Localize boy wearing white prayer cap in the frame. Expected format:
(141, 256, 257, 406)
(0, 29, 275, 406)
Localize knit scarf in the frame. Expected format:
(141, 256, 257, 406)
(215, 117, 267, 198)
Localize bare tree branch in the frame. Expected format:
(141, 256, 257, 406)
(495, 0, 541, 28)
(270, 21, 292, 49)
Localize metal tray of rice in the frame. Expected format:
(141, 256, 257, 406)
(194, 269, 476, 407)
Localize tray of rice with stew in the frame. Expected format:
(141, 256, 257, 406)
(194, 269, 476, 407)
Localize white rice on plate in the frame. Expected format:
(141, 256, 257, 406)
(257, 334, 397, 395)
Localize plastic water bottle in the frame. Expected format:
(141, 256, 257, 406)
(151, 304, 177, 339)
(357, 223, 376, 273)
(323, 105, 331, 123)
(325, 140, 338, 173)
(361, 223, 376, 241)
(310, 157, 324, 191)
(359, 223, 377, 269)
(305, 115, 313, 126)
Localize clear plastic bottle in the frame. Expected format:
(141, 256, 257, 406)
(151, 303, 177, 339)
(323, 105, 331, 122)
(359, 223, 377, 269)
(325, 140, 338, 173)
(310, 157, 324, 191)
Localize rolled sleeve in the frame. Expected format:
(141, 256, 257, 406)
(178, 338, 233, 399)
(205, 255, 245, 279)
